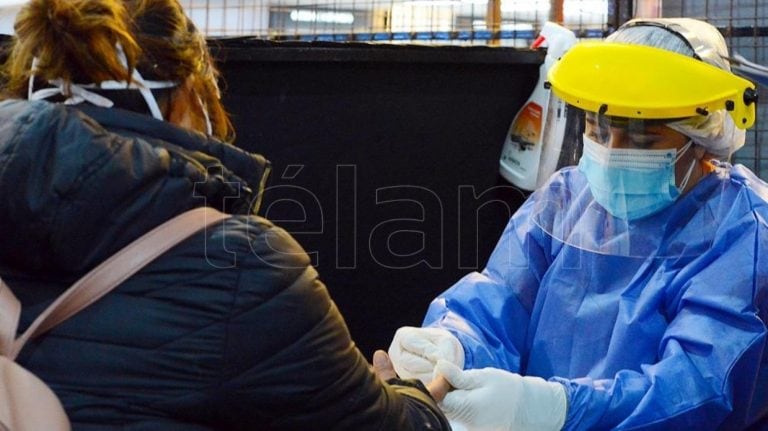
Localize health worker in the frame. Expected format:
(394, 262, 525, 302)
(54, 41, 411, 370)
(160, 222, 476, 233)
(389, 17, 768, 431)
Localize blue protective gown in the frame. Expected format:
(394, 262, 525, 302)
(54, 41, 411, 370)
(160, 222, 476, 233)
(424, 163, 768, 430)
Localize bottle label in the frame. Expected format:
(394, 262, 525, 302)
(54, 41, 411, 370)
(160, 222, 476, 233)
(508, 101, 543, 150)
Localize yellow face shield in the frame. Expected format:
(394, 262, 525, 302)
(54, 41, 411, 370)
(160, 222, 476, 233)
(547, 42, 757, 129)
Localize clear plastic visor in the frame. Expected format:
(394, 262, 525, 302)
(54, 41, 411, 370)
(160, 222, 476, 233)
(530, 105, 723, 258)
(582, 112, 691, 149)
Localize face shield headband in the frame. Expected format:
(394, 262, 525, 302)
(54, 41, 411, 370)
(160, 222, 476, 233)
(617, 19, 726, 70)
(547, 42, 757, 130)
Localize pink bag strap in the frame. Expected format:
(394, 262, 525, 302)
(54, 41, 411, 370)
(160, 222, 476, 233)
(0, 279, 21, 356)
(0, 207, 230, 360)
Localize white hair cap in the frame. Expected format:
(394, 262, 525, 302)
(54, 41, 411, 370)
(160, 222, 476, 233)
(606, 18, 745, 159)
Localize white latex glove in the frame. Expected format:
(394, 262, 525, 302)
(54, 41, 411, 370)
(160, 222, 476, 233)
(436, 360, 567, 431)
(388, 326, 465, 384)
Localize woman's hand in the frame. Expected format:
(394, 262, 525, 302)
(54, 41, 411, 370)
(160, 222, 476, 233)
(372, 350, 452, 402)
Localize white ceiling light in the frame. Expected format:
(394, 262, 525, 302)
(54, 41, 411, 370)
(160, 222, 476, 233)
(501, 0, 551, 13)
(289, 10, 355, 24)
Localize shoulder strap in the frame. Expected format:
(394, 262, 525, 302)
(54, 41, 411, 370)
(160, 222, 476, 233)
(2, 207, 230, 360)
(0, 281, 21, 357)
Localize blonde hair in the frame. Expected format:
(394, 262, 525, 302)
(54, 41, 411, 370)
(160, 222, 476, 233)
(2, 0, 234, 143)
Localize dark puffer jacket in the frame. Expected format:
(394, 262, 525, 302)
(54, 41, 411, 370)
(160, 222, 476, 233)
(0, 99, 449, 431)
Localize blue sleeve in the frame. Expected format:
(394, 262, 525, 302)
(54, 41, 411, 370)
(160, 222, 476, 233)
(422, 199, 553, 371)
(556, 214, 768, 431)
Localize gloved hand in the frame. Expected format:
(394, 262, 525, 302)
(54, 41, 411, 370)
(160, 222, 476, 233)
(388, 327, 464, 384)
(371, 350, 452, 402)
(436, 360, 567, 431)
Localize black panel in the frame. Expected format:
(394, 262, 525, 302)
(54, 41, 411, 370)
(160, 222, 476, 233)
(217, 41, 540, 357)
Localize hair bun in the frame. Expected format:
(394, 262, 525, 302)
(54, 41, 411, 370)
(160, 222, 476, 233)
(11, 0, 141, 87)
(45, 0, 75, 34)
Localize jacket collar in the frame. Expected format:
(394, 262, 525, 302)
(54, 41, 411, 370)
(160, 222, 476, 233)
(75, 104, 271, 214)
(0, 99, 270, 274)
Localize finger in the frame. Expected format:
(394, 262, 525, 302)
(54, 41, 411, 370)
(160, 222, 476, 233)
(426, 374, 452, 403)
(400, 335, 440, 358)
(397, 352, 436, 374)
(372, 350, 397, 381)
(435, 360, 478, 390)
(441, 389, 470, 419)
(391, 352, 435, 383)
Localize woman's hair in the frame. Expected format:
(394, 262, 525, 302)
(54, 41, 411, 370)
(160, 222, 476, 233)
(2, 0, 234, 143)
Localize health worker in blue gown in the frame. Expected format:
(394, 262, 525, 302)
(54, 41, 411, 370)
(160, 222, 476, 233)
(389, 18, 768, 431)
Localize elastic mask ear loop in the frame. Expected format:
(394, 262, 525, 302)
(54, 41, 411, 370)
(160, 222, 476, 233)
(28, 57, 39, 100)
(29, 57, 115, 107)
(114, 43, 165, 121)
(676, 140, 697, 191)
(27, 44, 177, 115)
(674, 139, 693, 163)
(197, 95, 213, 136)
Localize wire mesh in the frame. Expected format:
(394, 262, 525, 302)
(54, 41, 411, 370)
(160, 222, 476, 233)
(1, 1, 762, 177)
(178, 0, 768, 179)
(662, 0, 768, 178)
(181, 0, 610, 46)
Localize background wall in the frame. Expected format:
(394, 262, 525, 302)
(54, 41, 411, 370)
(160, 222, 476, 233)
(216, 40, 540, 356)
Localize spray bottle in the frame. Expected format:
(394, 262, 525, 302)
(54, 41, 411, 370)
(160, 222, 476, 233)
(499, 22, 576, 191)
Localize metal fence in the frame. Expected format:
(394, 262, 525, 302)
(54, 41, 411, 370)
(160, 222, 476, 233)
(663, 0, 768, 178)
(181, 0, 610, 46)
(180, 0, 768, 178)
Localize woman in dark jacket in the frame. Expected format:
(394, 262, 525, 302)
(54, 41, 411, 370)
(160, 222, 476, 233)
(0, 0, 450, 429)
